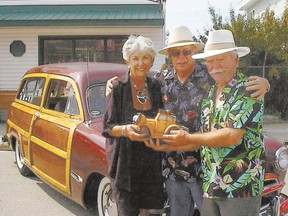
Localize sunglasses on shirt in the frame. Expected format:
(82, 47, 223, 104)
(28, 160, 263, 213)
(170, 50, 193, 57)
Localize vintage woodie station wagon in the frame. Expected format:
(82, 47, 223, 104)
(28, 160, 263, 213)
(5, 62, 128, 215)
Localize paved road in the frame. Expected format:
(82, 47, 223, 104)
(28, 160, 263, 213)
(263, 121, 288, 143)
(0, 151, 96, 216)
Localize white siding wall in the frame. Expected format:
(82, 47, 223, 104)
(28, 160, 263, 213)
(269, 0, 287, 17)
(243, 0, 287, 18)
(0, 26, 165, 90)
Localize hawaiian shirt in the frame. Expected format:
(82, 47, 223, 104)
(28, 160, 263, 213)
(155, 62, 213, 182)
(200, 71, 265, 199)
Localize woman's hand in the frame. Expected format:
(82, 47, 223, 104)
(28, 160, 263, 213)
(245, 76, 270, 100)
(105, 76, 118, 96)
(125, 124, 148, 141)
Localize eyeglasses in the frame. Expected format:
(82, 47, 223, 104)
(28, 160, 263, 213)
(170, 50, 193, 57)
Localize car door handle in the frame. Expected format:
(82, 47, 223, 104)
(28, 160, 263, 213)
(34, 112, 40, 119)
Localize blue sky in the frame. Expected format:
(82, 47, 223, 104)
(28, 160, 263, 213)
(165, 0, 239, 36)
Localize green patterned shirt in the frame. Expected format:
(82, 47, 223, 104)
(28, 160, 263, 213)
(200, 71, 265, 199)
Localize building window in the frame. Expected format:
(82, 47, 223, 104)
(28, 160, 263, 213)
(249, 10, 255, 18)
(39, 36, 127, 65)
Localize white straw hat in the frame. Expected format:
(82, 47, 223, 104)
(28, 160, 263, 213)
(159, 26, 204, 55)
(192, 29, 250, 59)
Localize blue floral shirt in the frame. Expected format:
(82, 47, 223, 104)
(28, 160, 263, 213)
(200, 71, 265, 198)
(155, 62, 213, 182)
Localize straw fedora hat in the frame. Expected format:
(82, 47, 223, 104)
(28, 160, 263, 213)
(159, 26, 204, 55)
(192, 29, 250, 59)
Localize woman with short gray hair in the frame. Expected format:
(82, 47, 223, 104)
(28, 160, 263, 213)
(103, 35, 165, 216)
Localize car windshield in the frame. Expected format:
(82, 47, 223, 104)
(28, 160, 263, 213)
(86, 84, 106, 117)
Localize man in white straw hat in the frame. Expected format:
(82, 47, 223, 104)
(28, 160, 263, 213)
(159, 29, 265, 216)
(152, 25, 212, 216)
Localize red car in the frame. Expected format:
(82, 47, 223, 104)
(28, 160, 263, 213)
(4, 62, 288, 216)
(5, 62, 127, 216)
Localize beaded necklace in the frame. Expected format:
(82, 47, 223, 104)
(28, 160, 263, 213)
(131, 78, 149, 104)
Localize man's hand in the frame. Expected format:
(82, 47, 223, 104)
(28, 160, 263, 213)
(144, 138, 162, 151)
(105, 76, 119, 96)
(145, 129, 200, 151)
(245, 76, 270, 100)
(162, 129, 199, 151)
(144, 138, 183, 151)
(162, 129, 190, 145)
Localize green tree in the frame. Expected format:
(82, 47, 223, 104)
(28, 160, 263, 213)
(255, 10, 283, 76)
(199, 7, 288, 119)
(266, 66, 288, 120)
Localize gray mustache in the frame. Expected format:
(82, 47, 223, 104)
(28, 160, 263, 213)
(210, 69, 225, 74)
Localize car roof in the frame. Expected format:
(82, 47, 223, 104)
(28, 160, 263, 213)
(25, 62, 128, 120)
(26, 62, 128, 85)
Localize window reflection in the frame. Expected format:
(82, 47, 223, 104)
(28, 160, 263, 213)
(45, 79, 79, 116)
(17, 78, 45, 106)
(40, 37, 126, 65)
(87, 84, 106, 116)
(43, 40, 73, 64)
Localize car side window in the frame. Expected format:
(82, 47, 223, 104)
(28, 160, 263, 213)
(86, 84, 106, 116)
(45, 79, 79, 115)
(159, 115, 166, 121)
(17, 77, 45, 106)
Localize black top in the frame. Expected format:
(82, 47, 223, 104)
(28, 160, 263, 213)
(103, 72, 163, 192)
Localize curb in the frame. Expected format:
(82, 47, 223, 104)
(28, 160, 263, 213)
(0, 134, 11, 151)
(263, 115, 285, 124)
(0, 146, 11, 151)
(0, 143, 11, 151)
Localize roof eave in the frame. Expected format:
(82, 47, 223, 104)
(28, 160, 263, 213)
(0, 19, 164, 27)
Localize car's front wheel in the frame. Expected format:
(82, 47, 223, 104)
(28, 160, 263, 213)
(15, 139, 33, 176)
(96, 176, 170, 216)
(97, 177, 118, 216)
